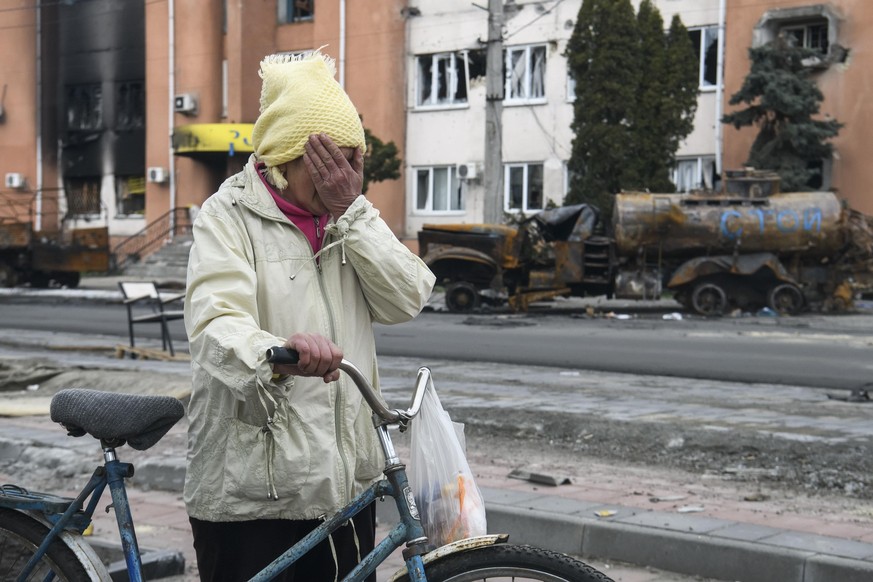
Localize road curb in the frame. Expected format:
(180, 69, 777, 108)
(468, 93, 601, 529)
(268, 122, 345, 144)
(374, 486, 873, 582)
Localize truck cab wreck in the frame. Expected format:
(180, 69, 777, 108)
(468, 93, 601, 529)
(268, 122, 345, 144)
(418, 170, 873, 316)
(0, 191, 110, 288)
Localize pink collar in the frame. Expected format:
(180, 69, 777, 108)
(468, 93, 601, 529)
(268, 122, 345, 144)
(255, 161, 328, 255)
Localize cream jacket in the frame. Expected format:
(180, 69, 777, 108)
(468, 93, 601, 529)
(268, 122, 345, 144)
(183, 158, 435, 522)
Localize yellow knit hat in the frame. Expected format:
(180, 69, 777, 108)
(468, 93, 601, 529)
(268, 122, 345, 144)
(252, 50, 366, 190)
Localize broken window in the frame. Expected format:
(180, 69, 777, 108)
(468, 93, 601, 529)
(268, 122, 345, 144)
(116, 82, 144, 130)
(688, 26, 719, 89)
(753, 6, 841, 67)
(65, 177, 102, 217)
(505, 163, 544, 212)
(782, 21, 829, 54)
(116, 175, 145, 216)
(278, 0, 313, 23)
(66, 84, 103, 131)
(415, 166, 463, 212)
(506, 44, 546, 103)
(416, 51, 470, 107)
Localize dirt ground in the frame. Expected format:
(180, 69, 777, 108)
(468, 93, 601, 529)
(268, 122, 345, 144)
(456, 405, 873, 500)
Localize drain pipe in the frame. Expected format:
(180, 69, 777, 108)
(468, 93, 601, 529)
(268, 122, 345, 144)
(715, 0, 726, 179)
(35, 0, 42, 231)
(168, 0, 177, 239)
(339, 0, 346, 87)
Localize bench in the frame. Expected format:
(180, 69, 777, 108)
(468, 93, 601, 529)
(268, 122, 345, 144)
(118, 281, 185, 356)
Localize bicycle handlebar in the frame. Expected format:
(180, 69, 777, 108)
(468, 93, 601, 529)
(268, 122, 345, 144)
(266, 346, 431, 424)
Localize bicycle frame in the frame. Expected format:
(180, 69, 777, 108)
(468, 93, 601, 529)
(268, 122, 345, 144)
(0, 362, 435, 582)
(252, 422, 428, 581)
(0, 446, 146, 582)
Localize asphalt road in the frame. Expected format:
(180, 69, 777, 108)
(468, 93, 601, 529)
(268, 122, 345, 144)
(1, 299, 872, 392)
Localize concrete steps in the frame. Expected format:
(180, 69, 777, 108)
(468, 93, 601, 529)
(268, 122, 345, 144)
(121, 236, 192, 285)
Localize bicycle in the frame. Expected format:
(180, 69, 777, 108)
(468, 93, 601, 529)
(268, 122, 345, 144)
(0, 347, 615, 582)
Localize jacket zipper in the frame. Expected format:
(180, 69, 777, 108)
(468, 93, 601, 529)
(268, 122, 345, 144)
(313, 232, 352, 498)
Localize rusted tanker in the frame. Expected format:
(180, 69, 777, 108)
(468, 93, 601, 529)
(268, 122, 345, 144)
(610, 171, 873, 314)
(613, 190, 845, 258)
(419, 170, 873, 315)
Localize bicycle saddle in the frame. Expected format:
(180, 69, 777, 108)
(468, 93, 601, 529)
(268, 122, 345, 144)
(50, 388, 185, 451)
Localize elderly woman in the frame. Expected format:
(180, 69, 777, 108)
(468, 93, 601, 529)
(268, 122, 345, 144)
(183, 50, 435, 581)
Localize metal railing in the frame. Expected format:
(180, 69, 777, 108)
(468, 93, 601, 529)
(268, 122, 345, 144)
(110, 207, 192, 273)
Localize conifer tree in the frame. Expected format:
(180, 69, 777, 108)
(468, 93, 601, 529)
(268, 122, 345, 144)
(362, 128, 401, 195)
(565, 0, 639, 215)
(661, 15, 700, 183)
(723, 37, 842, 191)
(565, 0, 698, 211)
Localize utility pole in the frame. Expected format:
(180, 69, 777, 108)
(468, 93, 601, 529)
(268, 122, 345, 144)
(483, 0, 504, 224)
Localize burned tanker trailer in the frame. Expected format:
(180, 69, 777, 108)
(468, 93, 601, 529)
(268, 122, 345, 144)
(612, 172, 873, 315)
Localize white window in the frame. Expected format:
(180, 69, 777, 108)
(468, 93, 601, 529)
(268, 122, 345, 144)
(688, 26, 719, 90)
(673, 157, 716, 193)
(505, 45, 546, 103)
(415, 166, 463, 212)
(416, 52, 469, 108)
(566, 73, 576, 102)
(505, 163, 544, 212)
(782, 21, 829, 53)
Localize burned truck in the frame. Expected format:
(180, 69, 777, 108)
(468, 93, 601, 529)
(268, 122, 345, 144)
(418, 171, 873, 315)
(0, 192, 110, 288)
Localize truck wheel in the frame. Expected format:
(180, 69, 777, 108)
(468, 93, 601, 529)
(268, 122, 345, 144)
(445, 282, 480, 313)
(768, 284, 803, 315)
(691, 282, 727, 316)
(55, 272, 81, 288)
(0, 264, 17, 288)
(29, 271, 51, 288)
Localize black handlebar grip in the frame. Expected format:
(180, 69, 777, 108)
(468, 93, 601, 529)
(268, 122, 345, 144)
(266, 346, 300, 365)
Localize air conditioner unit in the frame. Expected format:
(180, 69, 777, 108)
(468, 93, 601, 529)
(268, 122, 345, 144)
(4, 173, 25, 189)
(457, 162, 478, 181)
(147, 167, 168, 184)
(173, 93, 198, 115)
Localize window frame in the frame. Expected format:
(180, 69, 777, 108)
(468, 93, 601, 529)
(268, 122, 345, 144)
(688, 26, 720, 92)
(673, 156, 716, 193)
(752, 6, 840, 68)
(66, 83, 103, 132)
(781, 21, 829, 54)
(504, 162, 544, 213)
(413, 165, 465, 214)
(115, 175, 146, 217)
(115, 81, 145, 131)
(505, 44, 547, 105)
(414, 51, 470, 110)
(64, 177, 103, 218)
(278, 0, 313, 24)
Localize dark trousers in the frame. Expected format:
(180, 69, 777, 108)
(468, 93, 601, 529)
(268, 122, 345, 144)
(189, 503, 377, 582)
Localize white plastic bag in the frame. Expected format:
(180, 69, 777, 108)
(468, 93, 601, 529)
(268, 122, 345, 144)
(408, 379, 487, 546)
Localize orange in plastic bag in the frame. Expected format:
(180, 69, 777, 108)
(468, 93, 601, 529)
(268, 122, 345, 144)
(408, 380, 487, 547)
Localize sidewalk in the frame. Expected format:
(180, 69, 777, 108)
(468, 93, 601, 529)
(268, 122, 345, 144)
(1, 306, 872, 580)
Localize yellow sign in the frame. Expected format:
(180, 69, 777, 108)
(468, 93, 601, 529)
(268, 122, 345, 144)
(173, 123, 254, 155)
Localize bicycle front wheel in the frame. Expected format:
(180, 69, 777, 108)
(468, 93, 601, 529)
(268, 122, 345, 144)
(401, 544, 614, 582)
(0, 507, 91, 581)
